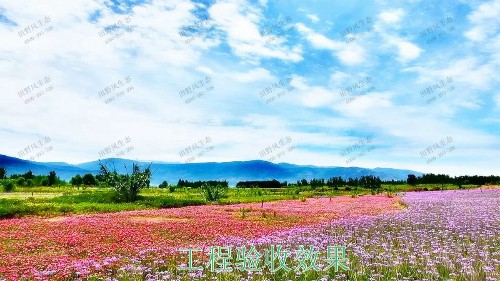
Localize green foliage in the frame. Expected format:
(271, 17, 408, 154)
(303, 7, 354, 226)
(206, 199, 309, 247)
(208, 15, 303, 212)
(23, 170, 34, 180)
(70, 175, 83, 186)
(99, 162, 151, 202)
(309, 178, 325, 189)
(178, 179, 228, 188)
(16, 177, 26, 187)
(168, 185, 175, 193)
(360, 175, 382, 193)
(82, 173, 97, 186)
(0, 167, 7, 179)
(158, 181, 168, 189)
(236, 180, 283, 189)
(2, 180, 16, 192)
(407, 174, 418, 186)
(48, 171, 57, 186)
(201, 183, 227, 202)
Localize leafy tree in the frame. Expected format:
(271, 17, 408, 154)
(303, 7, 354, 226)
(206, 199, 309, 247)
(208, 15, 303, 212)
(99, 162, 151, 202)
(347, 177, 358, 187)
(82, 173, 97, 186)
(2, 180, 15, 192)
(70, 175, 83, 186)
(159, 181, 169, 189)
(16, 177, 26, 187)
(310, 178, 325, 189)
(23, 170, 34, 180)
(360, 175, 382, 193)
(95, 174, 106, 187)
(26, 179, 34, 187)
(407, 174, 418, 186)
(327, 176, 344, 190)
(0, 168, 6, 179)
(48, 171, 57, 186)
(236, 180, 280, 189)
(201, 183, 227, 202)
(300, 179, 308, 186)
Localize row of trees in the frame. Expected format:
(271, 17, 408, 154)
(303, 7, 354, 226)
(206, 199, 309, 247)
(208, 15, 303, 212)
(406, 174, 500, 186)
(177, 179, 229, 188)
(233, 176, 383, 191)
(0, 168, 62, 187)
(236, 180, 285, 189)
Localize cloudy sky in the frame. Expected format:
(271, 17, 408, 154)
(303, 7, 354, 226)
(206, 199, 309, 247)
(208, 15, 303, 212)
(0, 0, 499, 176)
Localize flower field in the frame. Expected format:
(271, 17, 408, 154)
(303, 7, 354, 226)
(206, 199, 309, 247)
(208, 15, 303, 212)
(1, 189, 499, 280)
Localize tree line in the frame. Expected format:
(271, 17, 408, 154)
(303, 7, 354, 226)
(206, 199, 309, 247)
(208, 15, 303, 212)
(406, 173, 500, 187)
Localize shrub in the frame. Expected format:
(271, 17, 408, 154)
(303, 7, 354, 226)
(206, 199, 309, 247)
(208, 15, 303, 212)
(158, 181, 168, 189)
(169, 185, 175, 193)
(82, 174, 97, 186)
(201, 183, 227, 202)
(99, 162, 151, 202)
(16, 177, 26, 187)
(2, 180, 15, 192)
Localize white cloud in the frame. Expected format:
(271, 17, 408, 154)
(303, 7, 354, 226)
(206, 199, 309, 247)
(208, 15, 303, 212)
(295, 23, 366, 65)
(208, 0, 302, 62)
(232, 68, 273, 83)
(306, 14, 319, 23)
(494, 94, 500, 108)
(379, 9, 405, 24)
(394, 40, 421, 62)
(405, 57, 496, 90)
(196, 66, 214, 75)
(464, 0, 500, 42)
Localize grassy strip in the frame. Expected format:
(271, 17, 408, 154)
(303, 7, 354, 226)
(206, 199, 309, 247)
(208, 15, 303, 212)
(0, 184, 485, 219)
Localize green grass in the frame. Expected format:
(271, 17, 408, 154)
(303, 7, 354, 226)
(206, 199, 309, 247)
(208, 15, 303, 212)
(0, 184, 482, 218)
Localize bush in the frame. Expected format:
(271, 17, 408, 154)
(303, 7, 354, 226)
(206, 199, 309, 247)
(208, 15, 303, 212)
(2, 180, 15, 192)
(99, 162, 151, 202)
(26, 179, 34, 187)
(169, 185, 175, 193)
(201, 183, 227, 202)
(16, 177, 26, 187)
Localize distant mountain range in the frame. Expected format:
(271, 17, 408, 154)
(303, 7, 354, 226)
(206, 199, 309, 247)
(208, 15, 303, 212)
(0, 154, 422, 186)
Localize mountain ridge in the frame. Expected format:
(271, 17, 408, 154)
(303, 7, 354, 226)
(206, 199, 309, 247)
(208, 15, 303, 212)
(0, 154, 422, 185)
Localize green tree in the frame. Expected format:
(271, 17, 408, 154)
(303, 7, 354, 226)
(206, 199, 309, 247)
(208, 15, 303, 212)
(159, 181, 168, 189)
(201, 183, 227, 202)
(0, 168, 6, 179)
(99, 162, 151, 202)
(26, 179, 34, 187)
(327, 176, 344, 190)
(23, 170, 34, 180)
(360, 175, 381, 194)
(347, 177, 358, 188)
(16, 177, 26, 187)
(407, 174, 418, 186)
(82, 173, 97, 186)
(2, 180, 15, 192)
(70, 175, 83, 186)
(48, 171, 57, 186)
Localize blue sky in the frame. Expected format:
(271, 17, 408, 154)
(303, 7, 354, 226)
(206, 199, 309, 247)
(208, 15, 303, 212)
(0, 0, 498, 176)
